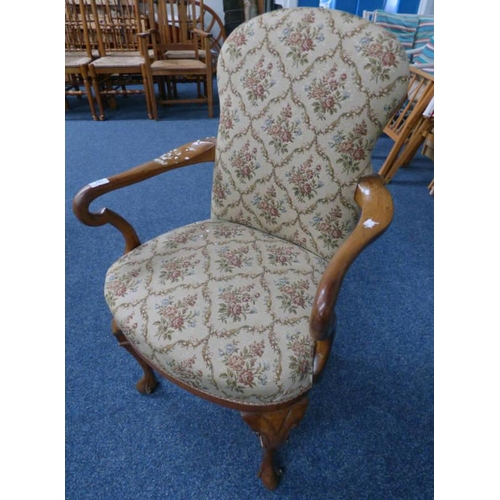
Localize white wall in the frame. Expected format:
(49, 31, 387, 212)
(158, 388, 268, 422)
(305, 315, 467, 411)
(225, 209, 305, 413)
(418, 0, 434, 15)
(204, 0, 225, 27)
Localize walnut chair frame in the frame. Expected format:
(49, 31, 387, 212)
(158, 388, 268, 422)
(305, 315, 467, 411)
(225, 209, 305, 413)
(73, 9, 409, 489)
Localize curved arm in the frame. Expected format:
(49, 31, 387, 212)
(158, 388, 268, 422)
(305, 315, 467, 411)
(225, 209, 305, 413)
(72, 138, 217, 254)
(310, 174, 393, 377)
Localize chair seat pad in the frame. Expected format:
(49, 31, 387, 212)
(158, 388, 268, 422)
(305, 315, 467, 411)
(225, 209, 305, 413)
(151, 59, 207, 71)
(91, 55, 144, 68)
(164, 49, 207, 60)
(65, 54, 92, 67)
(106, 219, 328, 406)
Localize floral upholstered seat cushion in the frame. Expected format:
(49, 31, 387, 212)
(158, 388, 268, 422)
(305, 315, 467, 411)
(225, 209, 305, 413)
(106, 220, 328, 406)
(104, 9, 409, 407)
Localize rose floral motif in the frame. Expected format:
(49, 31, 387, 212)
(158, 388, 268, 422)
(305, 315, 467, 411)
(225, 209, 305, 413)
(329, 121, 372, 173)
(356, 33, 404, 82)
(105, 268, 141, 308)
(153, 294, 198, 341)
(312, 206, 351, 251)
(218, 284, 260, 323)
(275, 278, 312, 314)
(212, 170, 231, 207)
(286, 156, 324, 202)
(286, 332, 312, 382)
(161, 226, 200, 250)
(306, 65, 349, 120)
(252, 185, 286, 225)
(218, 340, 269, 393)
(212, 224, 246, 240)
(262, 104, 302, 155)
(219, 95, 239, 141)
(215, 245, 253, 273)
(267, 245, 300, 267)
(230, 141, 260, 182)
(159, 254, 200, 284)
(226, 24, 254, 59)
(280, 12, 324, 66)
(241, 56, 275, 106)
(167, 356, 204, 389)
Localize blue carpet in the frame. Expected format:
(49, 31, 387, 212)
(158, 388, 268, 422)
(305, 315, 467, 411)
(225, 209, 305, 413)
(66, 89, 433, 499)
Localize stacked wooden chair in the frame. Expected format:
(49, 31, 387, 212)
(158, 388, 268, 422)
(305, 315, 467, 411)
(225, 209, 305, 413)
(65, 0, 99, 119)
(65, 0, 224, 119)
(86, 0, 153, 120)
(139, 0, 216, 119)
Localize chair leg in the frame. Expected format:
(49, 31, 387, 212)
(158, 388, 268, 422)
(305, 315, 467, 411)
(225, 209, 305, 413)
(141, 64, 154, 120)
(89, 66, 106, 121)
(206, 74, 214, 119)
(241, 395, 308, 490)
(80, 65, 98, 121)
(112, 320, 158, 394)
(383, 118, 433, 183)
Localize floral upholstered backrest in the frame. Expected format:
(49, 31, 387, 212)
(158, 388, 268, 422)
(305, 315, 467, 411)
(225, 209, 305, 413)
(211, 8, 409, 261)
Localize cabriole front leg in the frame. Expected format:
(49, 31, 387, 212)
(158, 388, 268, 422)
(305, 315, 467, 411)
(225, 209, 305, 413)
(241, 396, 308, 489)
(112, 320, 158, 395)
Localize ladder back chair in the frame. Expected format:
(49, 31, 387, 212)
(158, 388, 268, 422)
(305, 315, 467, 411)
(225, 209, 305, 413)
(139, 0, 214, 118)
(73, 8, 409, 489)
(65, 0, 99, 119)
(162, 1, 227, 68)
(86, 0, 153, 119)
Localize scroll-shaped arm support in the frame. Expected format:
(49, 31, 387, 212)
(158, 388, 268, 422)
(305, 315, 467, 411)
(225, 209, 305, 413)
(310, 174, 394, 380)
(72, 137, 217, 255)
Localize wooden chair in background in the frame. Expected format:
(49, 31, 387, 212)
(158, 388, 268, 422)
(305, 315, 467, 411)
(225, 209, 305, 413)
(65, 0, 99, 120)
(86, 0, 152, 120)
(139, 0, 214, 119)
(164, 1, 226, 76)
(378, 67, 434, 183)
(195, 0, 226, 68)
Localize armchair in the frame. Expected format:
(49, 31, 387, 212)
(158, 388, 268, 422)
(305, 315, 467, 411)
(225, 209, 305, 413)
(73, 8, 409, 489)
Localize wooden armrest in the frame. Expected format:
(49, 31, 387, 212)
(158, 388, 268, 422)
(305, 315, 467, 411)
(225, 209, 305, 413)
(137, 29, 156, 37)
(192, 28, 210, 38)
(72, 138, 217, 254)
(309, 174, 393, 376)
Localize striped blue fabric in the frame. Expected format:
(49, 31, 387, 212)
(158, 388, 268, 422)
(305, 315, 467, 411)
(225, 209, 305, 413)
(372, 10, 418, 50)
(414, 15, 434, 50)
(414, 35, 434, 74)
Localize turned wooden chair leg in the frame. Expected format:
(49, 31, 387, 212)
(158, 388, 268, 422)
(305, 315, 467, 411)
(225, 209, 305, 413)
(241, 396, 308, 490)
(112, 320, 158, 394)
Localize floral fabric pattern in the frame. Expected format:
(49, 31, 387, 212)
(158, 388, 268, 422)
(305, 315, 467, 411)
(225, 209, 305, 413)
(214, 8, 409, 261)
(279, 11, 325, 66)
(306, 65, 349, 120)
(107, 9, 409, 407)
(106, 220, 326, 405)
(356, 32, 403, 82)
